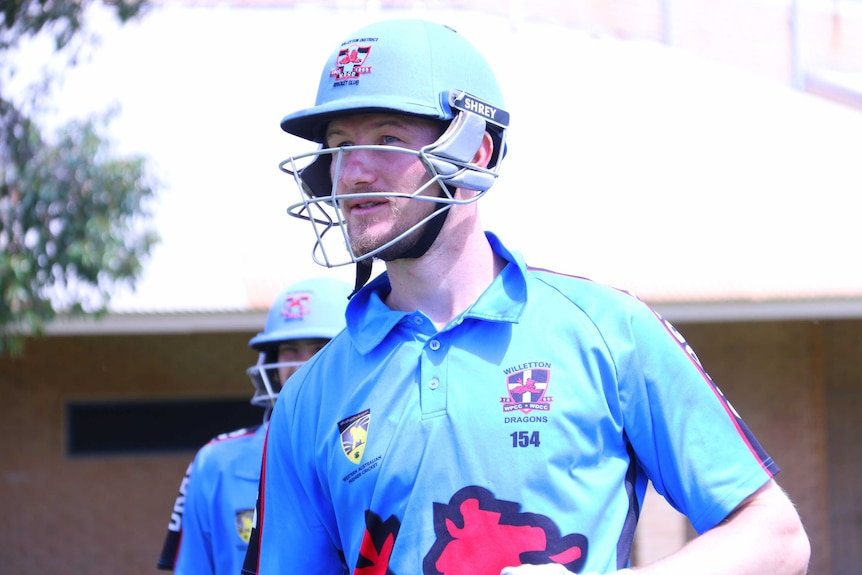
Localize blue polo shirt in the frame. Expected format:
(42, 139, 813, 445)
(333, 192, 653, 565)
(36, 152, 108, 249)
(246, 233, 777, 575)
(161, 423, 266, 575)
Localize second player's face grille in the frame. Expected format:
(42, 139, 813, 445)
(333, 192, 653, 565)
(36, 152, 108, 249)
(247, 360, 305, 408)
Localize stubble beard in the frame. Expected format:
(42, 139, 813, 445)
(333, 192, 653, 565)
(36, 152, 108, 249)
(347, 200, 432, 262)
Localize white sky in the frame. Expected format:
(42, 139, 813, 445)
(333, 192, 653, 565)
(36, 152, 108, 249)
(11, 3, 862, 313)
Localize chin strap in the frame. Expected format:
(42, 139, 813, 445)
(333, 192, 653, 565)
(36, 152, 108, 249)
(348, 201, 451, 299)
(350, 260, 375, 299)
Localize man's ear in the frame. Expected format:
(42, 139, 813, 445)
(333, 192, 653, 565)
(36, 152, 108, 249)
(472, 131, 494, 169)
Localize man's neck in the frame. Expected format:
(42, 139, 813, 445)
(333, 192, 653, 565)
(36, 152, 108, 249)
(383, 230, 504, 329)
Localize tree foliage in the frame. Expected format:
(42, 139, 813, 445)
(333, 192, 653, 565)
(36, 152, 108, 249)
(1, 0, 158, 356)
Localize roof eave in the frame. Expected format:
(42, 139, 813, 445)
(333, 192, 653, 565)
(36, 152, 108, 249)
(650, 297, 862, 323)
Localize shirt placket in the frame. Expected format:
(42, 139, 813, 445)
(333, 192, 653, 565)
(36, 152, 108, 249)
(410, 313, 448, 418)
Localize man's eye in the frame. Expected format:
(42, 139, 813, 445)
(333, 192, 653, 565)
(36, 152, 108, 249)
(381, 135, 400, 145)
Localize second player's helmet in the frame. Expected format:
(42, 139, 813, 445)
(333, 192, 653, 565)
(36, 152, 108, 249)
(246, 277, 350, 408)
(280, 19, 510, 278)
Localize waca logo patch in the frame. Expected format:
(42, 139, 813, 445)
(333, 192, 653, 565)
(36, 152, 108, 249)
(235, 509, 255, 543)
(339, 409, 371, 464)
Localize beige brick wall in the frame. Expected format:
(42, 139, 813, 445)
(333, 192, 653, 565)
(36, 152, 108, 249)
(0, 333, 257, 575)
(821, 320, 862, 574)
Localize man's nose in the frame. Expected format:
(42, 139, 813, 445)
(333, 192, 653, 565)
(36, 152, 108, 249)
(335, 147, 378, 190)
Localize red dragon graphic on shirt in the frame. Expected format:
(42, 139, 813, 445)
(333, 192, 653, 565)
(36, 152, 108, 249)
(352, 486, 588, 575)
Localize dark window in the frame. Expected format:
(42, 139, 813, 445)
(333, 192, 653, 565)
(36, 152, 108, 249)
(66, 398, 263, 456)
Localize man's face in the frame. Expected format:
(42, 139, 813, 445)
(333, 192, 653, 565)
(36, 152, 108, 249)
(325, 113, 444, 261)
(277, 338, 329, 384)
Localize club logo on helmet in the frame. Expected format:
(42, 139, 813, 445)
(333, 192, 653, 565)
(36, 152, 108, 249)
(280, 294, 311, 320)
(331, 42, 373, 84)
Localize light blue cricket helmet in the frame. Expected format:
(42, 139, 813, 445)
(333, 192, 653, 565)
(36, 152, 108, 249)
(280, 18, 508, 146)
(280, 20, 511, 292)
(247, 277, 351, 408)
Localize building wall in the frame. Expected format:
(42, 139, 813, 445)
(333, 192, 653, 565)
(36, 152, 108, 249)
(1, 319, 855, 574)
(0, 332, 258, 575)
(436, 0, 862, 109)
(822, 320, 862, 574)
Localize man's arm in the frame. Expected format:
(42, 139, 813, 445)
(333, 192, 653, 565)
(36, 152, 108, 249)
(173, 454, 215, 575)
(156, 461, 193, 571)
(637, 479, 809, 575)
(502, 479, 809, 575)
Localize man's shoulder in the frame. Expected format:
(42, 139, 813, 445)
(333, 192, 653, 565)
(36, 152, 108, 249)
(523, 266, 661, 333)
(195, 424, 265, 460)
(209, 423, 264, 444)
(527, 266, 639, 302)
(188, 423, 267, 481)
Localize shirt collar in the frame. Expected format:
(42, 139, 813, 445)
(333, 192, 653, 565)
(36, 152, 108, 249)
(345, 232, 528, 354)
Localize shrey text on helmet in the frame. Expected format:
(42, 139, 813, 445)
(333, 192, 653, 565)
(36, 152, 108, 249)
(461, 97, 500, 121)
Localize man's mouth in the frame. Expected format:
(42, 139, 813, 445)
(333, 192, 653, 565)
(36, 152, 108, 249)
(344, 194, 388, 213)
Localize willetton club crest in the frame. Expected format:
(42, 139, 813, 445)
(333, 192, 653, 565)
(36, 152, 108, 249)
(501, 367, 552, 414)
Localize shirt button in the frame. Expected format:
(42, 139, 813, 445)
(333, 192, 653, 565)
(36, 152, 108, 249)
(428, 377, 439, 390)
(429, 339, 441, 351)
(413, 316, 424, 325)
